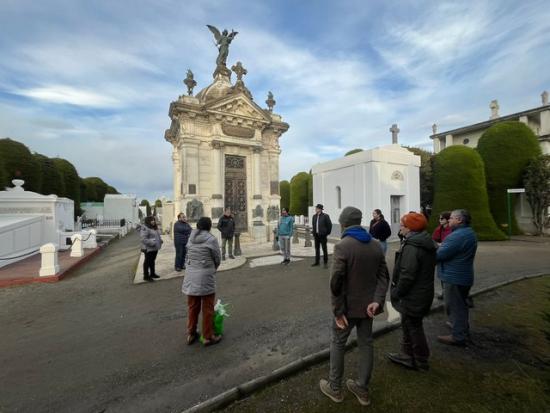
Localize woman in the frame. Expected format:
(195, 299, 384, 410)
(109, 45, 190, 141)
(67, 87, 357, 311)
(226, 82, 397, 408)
(140, 216, 163, 282)
(182, 217, 222, 346)
(369, 209, 392, 254)
(432, 211, 452, 244)
(387, 212, 437, 371)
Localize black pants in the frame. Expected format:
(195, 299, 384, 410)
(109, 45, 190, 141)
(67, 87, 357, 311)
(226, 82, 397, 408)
(175, 243, 187, 269)
(143, 250, 158, 277)
(314, 234, 328, 264)
(400, 314, 430, 363)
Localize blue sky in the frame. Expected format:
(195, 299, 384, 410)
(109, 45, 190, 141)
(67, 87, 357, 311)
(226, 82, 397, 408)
(1, 0, 549, 202)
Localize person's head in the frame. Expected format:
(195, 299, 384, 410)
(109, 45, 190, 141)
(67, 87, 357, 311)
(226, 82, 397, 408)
(372, 209, 384, 221)
(438, 211, 451, 227)
(196, 217, 212, 232)
(449, 209, 471, 228)
(177, 212, 186, 222)
(315, 204, 324, 214)
(224, 207, 231, 217)
(400, 212, 428, 237)
(339, 206, 362, 230)
(144, 215, 157, 229)
(281, 208, 288, 216)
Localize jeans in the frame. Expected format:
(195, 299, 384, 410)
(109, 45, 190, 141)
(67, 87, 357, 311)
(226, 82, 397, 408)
(314, 234, 328, 264)
(143, 250, 158, 277)
(400, 314, 430, 362)
(221, 237, 233, 257)
(444, 282, 471, 341)
(329, 317, 374, 391)
(187, 293, 215, 339)
(378, 240, 388, 255)
(279, 235, 291, 260)
(175, 243, 187, 269)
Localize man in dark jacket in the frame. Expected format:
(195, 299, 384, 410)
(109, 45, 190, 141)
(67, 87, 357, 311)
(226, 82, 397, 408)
(311, 204, 332, 268)
(320, 206, 389, 407)
(436, 209, 477, 346)
(387, 212, 436, 371)
(217, 208, 235, 260)
(173, 213, 192, 271)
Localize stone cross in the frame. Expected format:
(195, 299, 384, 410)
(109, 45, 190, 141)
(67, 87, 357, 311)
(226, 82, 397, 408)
(231, 61, 247, 81)
(542, 90, 549, 106)
(389, 123, 400, 144)
(490, 99, 500, 119)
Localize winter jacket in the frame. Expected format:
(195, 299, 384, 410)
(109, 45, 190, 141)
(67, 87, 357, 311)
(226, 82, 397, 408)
(330, 225, 389, 318)
(173, 220, 192, 246)
(391, 231, 437, 317)
(181, 229, 221, 296)
(312, 212, 333, 237)
(368, 219, 392, 242)
(436, 225, 477, 286)
(277, 215, 294, 237)
(217, 215, 235, 239)
(432, 225, 452, 243)
(140, 225, 162, 252)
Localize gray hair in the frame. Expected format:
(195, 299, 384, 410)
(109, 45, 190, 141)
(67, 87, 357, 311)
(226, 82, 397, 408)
(451, 209, 471, 226)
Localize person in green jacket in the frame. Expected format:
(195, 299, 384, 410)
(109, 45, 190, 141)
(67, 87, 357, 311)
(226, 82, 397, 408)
(277, 208, 294, 265)
(387, 212, 437, 371)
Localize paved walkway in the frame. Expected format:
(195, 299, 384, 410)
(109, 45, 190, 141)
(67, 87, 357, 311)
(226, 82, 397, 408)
(0, 233, 548, 413)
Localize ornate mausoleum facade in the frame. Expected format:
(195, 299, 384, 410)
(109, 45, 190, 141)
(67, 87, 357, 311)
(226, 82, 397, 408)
(164, 43, 289, 239)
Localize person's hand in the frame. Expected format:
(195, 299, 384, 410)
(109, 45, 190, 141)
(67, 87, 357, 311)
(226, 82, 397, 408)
(366, 302, 380, 318)
(334, 314, 349, 330)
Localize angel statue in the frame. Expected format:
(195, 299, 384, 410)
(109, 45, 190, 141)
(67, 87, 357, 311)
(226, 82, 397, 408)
(207, 25, 238, 67)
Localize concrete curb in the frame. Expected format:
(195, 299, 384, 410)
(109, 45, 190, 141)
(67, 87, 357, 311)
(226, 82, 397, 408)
(181, 272, 548, 413)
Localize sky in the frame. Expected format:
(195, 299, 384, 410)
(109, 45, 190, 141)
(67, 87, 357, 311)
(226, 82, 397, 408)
(1, 0, 549, 202)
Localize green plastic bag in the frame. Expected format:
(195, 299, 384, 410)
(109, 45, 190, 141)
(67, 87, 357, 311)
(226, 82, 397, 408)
(213, 299, 229, 336)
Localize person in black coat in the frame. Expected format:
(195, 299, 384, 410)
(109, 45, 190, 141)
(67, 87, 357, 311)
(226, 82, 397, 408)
(368, 209, 391, 254)
(173, 212, 192, 271)
(311, 204, 332, 268)
(217, 208, 235, 260)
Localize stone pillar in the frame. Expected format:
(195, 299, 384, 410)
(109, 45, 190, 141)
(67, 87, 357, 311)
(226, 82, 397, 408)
(39, 243, 59, 277)
(172, 146, 182, 202)
(211, 141, 224, 198)
(540, 109, 550, 136)
(253, 147, 262, 198)
(83, 229, 97, 249)
(445, 134, 453, 148)
(182, 138, 200, 196)
(233, 233, 242, 256)
(433, 137, 441, 153)
(70, 234, 84, 257)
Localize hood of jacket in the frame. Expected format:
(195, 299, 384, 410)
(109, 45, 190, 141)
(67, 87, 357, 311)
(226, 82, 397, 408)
(189, 229, 213, 244)
(342, 225, 372, 243)
(405, 231, 437, 251)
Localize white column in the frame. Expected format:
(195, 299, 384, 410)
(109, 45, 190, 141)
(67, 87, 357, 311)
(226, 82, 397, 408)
(445, 134, 453, 148)
(70, 234, 84, 257)
(39, 243, 59, 277)
(182, 139, 200, 196)
(172, 146, 181, 201)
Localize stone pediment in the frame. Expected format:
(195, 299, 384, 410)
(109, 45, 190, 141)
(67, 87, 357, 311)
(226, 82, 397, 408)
(206, 95, 271, 124)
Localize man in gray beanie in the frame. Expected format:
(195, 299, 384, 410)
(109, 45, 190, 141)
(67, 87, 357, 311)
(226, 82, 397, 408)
(319, 206, 389, 406)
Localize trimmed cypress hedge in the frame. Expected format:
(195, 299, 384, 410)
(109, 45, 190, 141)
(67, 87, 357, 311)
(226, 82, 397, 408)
(0, 155, 7, 190)
(477, 121, 541, 234)
(34, 153, 66, 196)
(279, 180, 290, 211)
(290, 172, 309, 216)
(0, 138, 42, 192)
(52, 158, 81, 216)
(430, 146, 506, 240)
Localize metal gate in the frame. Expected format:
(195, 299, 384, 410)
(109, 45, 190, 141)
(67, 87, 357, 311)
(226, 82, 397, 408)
(224, 155, 248, 232)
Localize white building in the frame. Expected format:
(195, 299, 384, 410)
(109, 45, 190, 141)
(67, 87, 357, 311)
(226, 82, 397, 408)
(312, 131, 420, 238)
(81, 194, 140, 226)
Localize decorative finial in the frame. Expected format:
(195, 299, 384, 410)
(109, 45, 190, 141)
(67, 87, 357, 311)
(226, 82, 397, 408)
(389, 123, 400, 144)
(183, 69, 197, 96)
(542, 90, 549, 106)
(432, 123, 438, 134)
(266, 91, 276, 112)
(231, 61, 247, 82)
(490, 99, 500, 119)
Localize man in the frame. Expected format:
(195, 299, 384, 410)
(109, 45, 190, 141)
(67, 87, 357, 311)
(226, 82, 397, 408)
(173, 213, 192, 271)
(217, 208, 235, 260)
(311, 204, 332, 269)
(436, 209, 477, 346)
(320, 206, 389, 406)
(277, 208, 294, 265)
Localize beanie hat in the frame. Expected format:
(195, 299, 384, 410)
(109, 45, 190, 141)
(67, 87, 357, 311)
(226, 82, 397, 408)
(401, 212, 427, 232)
(338, 206, 362, 228)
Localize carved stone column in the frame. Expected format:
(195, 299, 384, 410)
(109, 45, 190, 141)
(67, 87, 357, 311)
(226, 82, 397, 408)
(211, 141, 224, 219)
(181, 138, 200, 196)
(172, 144, 182, 201)
(253, 147, 262, 199)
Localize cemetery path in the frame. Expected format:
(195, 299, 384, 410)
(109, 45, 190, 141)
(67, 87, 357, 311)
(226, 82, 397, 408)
(0, 233, 549, 413)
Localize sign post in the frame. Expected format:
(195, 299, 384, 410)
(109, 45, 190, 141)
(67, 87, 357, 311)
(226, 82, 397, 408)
(506, 188, 525, 238)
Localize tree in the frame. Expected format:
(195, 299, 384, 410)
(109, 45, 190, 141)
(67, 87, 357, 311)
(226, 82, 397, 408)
(0, 154, 8, 190)
(523, 154, 550, 235)
(430, 146, 506, 240)
(52, 158, 81, 216)
(140, 199, 152, 216)
(106, 185, 118, 194)
(307, 171, 313, 207)
(477, 121, 541, 234)
(82, 177, 110, 202)
(280, 180, 290, 211)
(345, 148, 363, 156)
(405, 147, 434, 207)
(34, 153, 65, 196)
(289, 172, 309, 216)
(0, 138, 42, 192)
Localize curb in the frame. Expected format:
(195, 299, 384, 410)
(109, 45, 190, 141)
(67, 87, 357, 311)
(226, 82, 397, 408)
(181, 272, 548, 413)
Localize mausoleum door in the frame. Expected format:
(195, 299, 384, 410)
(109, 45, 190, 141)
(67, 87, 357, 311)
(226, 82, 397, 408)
(224, 155, 248, 232)
(390, 195, 402, 238)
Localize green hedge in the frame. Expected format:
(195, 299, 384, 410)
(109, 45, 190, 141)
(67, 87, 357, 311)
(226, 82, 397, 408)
(0, 138, 42, 192)
(53, 158, 81, 216)
(290, 172, 309, 215)
(477, 121, 541, 234)
(406, 146, 434, 207)
(430, 146, 506, 240)
(279, 180, 290, 211)
(345, 148, 363, 156)
(34, 153, 66, 196)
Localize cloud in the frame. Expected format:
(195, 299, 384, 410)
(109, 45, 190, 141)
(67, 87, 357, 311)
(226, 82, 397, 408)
(12, 85, 121, 107)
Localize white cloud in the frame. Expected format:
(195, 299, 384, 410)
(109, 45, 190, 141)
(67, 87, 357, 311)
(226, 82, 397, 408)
(13, 85, 121, 107)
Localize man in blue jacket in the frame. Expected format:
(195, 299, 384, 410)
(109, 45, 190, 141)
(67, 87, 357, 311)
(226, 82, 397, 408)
(436, 209, 477, 346)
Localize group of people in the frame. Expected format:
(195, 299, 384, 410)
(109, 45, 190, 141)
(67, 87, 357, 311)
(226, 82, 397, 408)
(320, 207, 477, 407)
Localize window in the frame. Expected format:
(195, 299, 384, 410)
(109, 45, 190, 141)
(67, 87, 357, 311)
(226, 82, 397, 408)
(336, 186, 342, 209)
(463, 138, 470, 145)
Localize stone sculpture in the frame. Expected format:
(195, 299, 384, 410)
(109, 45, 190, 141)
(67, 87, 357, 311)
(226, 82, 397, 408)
(207, 25, 238, 67)
(183, 69, 197, 96)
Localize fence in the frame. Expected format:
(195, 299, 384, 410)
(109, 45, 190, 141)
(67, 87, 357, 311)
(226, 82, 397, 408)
(81, 218, 126, 229)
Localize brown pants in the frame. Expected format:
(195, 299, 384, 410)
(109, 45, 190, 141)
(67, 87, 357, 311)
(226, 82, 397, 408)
(187, 294, 215, 340)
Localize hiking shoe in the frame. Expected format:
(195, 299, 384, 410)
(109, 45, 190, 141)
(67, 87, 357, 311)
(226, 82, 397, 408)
(387, 352, 416, 370)
(319, 379, 343, 403)
(346, 379, 370, 406)
(437, 334, 466, 347)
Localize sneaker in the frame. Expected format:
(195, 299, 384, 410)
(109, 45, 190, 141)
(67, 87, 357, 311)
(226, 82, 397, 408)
(143, 276, 155, 282)
(229, 255, 235, 259)
(437, 334, 466, 347)
(175, 267, 182, 272)
(346, 379, 370, 406)
(319, 379, 343, 403)
(387, 352, 416, 370)
(151, 274, 160, 279)
(284, 259, 290, 265)
(281, 259, 287, 264)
